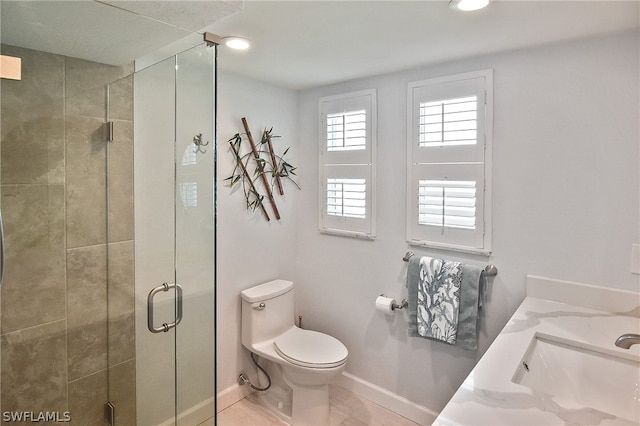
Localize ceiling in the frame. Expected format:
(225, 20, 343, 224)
(0, 1, 242, 66)
(208, 0, 640, 89)
(1, 1, 638, 90)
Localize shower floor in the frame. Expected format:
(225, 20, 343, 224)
(215, 384, 420, 425)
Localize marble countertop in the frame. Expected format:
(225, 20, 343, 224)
(434, 276, 640, 425)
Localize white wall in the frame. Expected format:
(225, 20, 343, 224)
(216, 71, 299, 395)
(292, 30, 639, 414)
(216, 30, 639, 415)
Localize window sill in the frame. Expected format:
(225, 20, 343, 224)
(320, 228, 376, 240)
(407, 239, 491, 256)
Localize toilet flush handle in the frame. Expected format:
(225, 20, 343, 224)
(252, 302, 266, 311)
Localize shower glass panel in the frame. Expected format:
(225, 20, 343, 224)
(106, 73, 136, 425)
(133, 43, 216, 425)
(174, 45, 215, 425)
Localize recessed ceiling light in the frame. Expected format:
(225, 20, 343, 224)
(450, 0, 490, 12)
(222, 36, 250, 50)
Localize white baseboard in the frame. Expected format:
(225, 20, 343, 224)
(336, 371, 438, 425)
(216, 382, 254, 413)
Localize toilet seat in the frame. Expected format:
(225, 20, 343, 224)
(274, 328, 348, 369)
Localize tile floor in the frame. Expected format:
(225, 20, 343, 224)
(213, 384, 421, 425)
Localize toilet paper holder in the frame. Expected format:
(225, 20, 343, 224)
(380, 294, 408, 311)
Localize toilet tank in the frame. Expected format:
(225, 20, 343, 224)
(240, 279, 295, 350)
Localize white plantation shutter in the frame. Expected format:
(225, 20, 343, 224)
(418, 180, 476, 229)
(320, 90, 376, 238)
(419, 96, 477, 147)
(327, 110, 367, 151)
(327, 178, 366, 219)
(407, 70, 492, 254)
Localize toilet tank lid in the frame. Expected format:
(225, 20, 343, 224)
(240, 279, 293, 303)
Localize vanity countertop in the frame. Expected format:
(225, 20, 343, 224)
(434, 276, 640, 426)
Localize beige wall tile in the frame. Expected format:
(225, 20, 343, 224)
(0, 45, 64, 121)
(1, 320, 68, 417)
(0, 185, 65, 333)
(66, 245, 108, 380)
(1, 102, 65, 185)
(65, 57, 132, 119)
(1, 45, 139, 424)
(108, 74, 133, 122)
(0, 46, 65, 186)
(108, 241, 135, 366)
(68, 369, 108, 426)
(109, 360, 136, 426)
(65, 115, 107, 248)
(108, 120, 134, 243)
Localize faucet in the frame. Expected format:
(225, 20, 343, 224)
(615, 333, 640, 349)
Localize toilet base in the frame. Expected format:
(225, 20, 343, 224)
(247, 351, 345, 426)
(284, 378, 330, 426)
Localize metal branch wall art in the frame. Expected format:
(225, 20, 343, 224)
(226, 117, 300, 220)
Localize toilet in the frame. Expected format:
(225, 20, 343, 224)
(240, 279, 348, 425)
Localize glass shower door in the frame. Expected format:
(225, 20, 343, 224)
(132, 51, 178, 426)
(131, 42, 215, 426)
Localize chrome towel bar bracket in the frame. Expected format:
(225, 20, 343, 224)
(402, 251, 498, 277)
(402, 251, 414, 262)
(392, 299, 408, 311)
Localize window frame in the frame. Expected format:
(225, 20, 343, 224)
(319, 89, 377, 239)
(406, 70, 493, 255)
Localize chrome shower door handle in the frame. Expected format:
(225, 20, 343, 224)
(147, 282, 183, 333)
(0, 210, 5, 288)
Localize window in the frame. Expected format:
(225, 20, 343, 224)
(327, 110, 366, 151)
(418, 179, 476, 228)
(319, 90, 376, 238)
(419, 96, 477, 147)
(407, 70, 492, 254)
(327, 178, 366, 219)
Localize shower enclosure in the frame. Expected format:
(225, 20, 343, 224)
(0, 9, 216, 426)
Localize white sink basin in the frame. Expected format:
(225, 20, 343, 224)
(512, 334, 640, 423)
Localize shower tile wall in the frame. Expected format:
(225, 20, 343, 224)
(0, 45, 135, 425)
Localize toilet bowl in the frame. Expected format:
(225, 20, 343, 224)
(240, 280, 348, 425)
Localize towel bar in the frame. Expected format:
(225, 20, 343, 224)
(403, 251, 498, 277)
